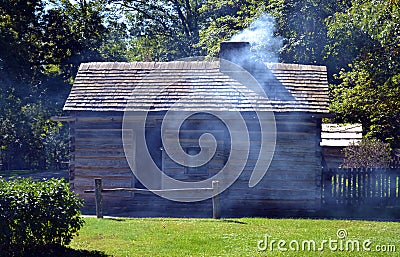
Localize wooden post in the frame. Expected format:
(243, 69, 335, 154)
(212, 180, 221, 219)
(389, 170, 397, 205)
(95, 178, 103, 218)
(321, 168, 332, 206)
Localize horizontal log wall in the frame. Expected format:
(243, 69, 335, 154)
(222, 114, 322, 216)
(70, 111, 134, 214)
(70, 111, 322, 217)
(322, 147, 345, 169)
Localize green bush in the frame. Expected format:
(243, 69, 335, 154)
(342, 138, 392, 168)
(0, 178, 84, 256)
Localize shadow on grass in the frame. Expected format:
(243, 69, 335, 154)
(106, 217, 127, 222)
(220, 219, 247, 225)
(3, 245, 110, 257)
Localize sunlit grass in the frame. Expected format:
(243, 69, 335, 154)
(0, 169, 47, 177)
(0, 169, 66, 178)
(70, 217, 400, 256)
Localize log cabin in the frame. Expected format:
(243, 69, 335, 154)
(62, 41, 330, 217)
(320, 123, 362, 169)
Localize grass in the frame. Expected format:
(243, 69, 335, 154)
(0, 169, 46, 177)
(70, 217, 400, 256)
(0, 169, 67, 178)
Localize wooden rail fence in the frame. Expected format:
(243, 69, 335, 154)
(322, 168, 400, 207)
(85, 179, 221, 219)
(85, 168, 400, 218)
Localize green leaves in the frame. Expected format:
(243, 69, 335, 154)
(327, 0, 400, 148)
(119, 0, 205, 61)
(198, 0, 267, 57)
(0, 178, 84, 256)
(342, 138, 392, 168)
(0, 0, 128, 170)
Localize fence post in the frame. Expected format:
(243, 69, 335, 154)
(212, 180, 221, 219)
(389, 169, 397, 205)
(95, 178, 103, 218)
(322, 168, 333, 206)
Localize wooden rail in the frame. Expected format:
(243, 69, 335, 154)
(85, 178, 221, 219)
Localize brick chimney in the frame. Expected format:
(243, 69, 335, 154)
(219, 41, 253, 72)
(219, 41, 251, 61)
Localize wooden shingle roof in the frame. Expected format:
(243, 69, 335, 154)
(63, 61, 329, 113)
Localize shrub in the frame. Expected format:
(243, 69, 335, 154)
(342, 138, 392, 168)
(0, 178, 84, 256)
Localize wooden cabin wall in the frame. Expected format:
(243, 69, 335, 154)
(69, 111, 212, 216)
(322, 147, 345, 169)
(70, 111, 322, 217)
(152, 112, 323, 217)
(69, 111, 135, 214)
(222, 113, 323, 217)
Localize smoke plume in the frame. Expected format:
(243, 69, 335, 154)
(231, 14, 282, 63)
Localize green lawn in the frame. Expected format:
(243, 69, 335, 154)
(0, 169, 46, 177)
(0, 169, 67, 179)
(70, 217, 400, 257)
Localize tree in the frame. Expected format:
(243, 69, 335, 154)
(199, 0, 349, 76)
(42, 0, 127, 82)
(0, 0, 45, 169)
(267, 0, 352, 76)
(198, 0, 268, 58)
(113, 0, 205, 61)
(0, 0, 128, 170)
(327, 0, 400, 148)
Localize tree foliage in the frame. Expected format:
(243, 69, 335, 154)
(198, 0, 350, 77)
(114, 0, 205, 61)
(0, 0, 127, 170)
(327, 0, 400, 148)
(198, 0, 268, 57)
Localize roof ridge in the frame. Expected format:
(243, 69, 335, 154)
(78, 61, 221, 71)
(79, 61, 327, 72)
(266, 62, 327, 71)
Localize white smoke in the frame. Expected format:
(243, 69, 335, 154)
(231, 14, 282, 63)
